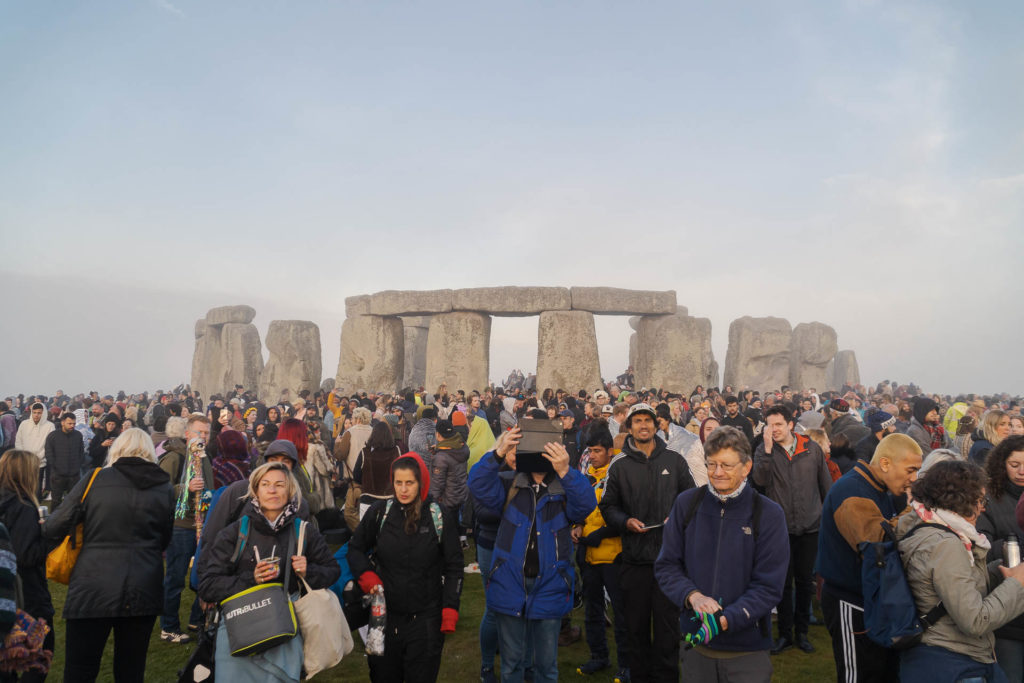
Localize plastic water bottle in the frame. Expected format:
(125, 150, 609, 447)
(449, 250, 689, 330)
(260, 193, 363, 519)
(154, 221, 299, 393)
(363, 586, 387, 655)
(1006, 535, 1021, 569)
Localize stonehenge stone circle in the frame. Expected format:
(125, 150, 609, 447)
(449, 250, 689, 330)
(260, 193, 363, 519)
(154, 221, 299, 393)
(723, 317, 793, 392)
(635, 309, 717, 393)
(259, 320, 322, 401)
(191, 306, 263, 401)
(335, 315, 404, 394)
(452, 286, 570, 316)
(424, 312, 491, 392)
(402, 316, 431, 389)
(536, 311, 602, 393)
(570, 287, 676, 315)
(788, 322, 839, 391)
(828, 350, 861, 390)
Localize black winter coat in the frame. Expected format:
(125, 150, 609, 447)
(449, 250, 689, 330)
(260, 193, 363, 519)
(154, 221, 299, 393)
(348, 497, 463, 617)
(198, 502, 339, 604)
(977, 482, 1024, 641)
(43, 459, 173, 619)
(45, 429, 84, 477)
(0, 491, 53, 622)
(599, 435, 696, 564)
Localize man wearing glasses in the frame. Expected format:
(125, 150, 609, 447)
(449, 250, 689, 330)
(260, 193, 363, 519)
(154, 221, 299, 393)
(655, 426, 789, 683)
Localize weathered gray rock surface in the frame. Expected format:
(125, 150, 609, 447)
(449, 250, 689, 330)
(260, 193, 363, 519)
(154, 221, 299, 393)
(788, 322, 838, 391)
(828, 350, 860, 390)
(345, 295, 371, 317)
(424, 312, 491, 392)
(452, 287, 570, 316)
(536, 311, 602, 393)
(205, 305, 256, 326)
(635, 311, 716, 393)
(191, 307, 263, 400)
(723, 317, 793, 391)
(335, 315, 404, 394)
(402, 316, 431, 389)
(370, 290, 453, 316)
(569, 287, 676, 315)
(259, 321, 322, 401)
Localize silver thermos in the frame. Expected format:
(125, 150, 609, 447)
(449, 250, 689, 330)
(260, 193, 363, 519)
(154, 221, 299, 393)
(1006, 535, 1021, 568)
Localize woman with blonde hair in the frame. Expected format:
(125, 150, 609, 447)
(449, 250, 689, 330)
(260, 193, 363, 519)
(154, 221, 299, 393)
(198, 461, 340, 681)
(969, 410, 1011, 466)
(0, 450, 55, 681)
(43, 428, 174, 682)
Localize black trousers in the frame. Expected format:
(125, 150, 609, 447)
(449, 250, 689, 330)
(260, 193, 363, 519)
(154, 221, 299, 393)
(64, 615, 155, 683)
(50, 473, 79, 508)
(821, 587, 899, 683)
(777, 532, 817, 638)
(620, 563, 679, 683)
(368, 611, 444, 683)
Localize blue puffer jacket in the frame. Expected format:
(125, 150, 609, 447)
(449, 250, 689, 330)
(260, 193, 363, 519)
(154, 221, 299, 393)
(655, 484, 789, 652)
(468, 452, 596, 620)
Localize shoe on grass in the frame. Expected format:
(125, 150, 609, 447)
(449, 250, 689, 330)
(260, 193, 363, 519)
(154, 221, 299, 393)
(480, 666, 497, 683)
(576, 658, 610, 675)
(613, 668, 631, 683)
(160, 630, 192, 644)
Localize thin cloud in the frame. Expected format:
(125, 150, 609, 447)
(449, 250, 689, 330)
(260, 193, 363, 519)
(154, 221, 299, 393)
(152, 0, 185, 18)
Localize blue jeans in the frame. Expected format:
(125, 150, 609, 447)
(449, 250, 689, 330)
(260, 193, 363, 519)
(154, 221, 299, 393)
(496, 600, 559, 683)
(995, 638, 1024, 683)
(161, 526, 202, 632)
(901, 644, 1009, 683)
(477, 544, 499, 671)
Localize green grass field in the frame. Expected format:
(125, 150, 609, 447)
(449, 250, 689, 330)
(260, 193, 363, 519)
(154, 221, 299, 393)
(43, 547, 835, 682)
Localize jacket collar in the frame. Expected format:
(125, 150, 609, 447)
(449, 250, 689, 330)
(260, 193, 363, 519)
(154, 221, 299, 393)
(852, 460, 885, 493)
(511, 471, 565, 497)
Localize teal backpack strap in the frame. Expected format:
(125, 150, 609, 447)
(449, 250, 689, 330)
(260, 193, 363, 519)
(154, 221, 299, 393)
(229, 516, 250, 564)
(429, 502, 443, 544)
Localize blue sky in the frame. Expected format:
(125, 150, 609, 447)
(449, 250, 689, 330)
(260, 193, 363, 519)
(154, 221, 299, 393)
(2, 0, 1022, 396)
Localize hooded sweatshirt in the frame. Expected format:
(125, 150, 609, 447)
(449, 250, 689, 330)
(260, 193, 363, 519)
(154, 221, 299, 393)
(14, 416, 54, 467)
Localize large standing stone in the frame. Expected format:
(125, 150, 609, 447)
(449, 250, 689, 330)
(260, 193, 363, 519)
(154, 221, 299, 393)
(402, 316, 431, 389)
(723, 317, 793, 392)
(335, 315, 404, 394)
(452, 287, 570, 316)
(628, 333, 638, 370)
(191, 308, 264, 400)
(570, 287, 676, 315)
(205, 305, 256, 326)
(369, 290, 453, 316)
(828, 350, 861, 390)
(424, 312, 491, 392)
(635, 311, 716, 394)
(259, 321, 322, 401)
(536, 311, 602, 393)
(788, 322, 839, 391)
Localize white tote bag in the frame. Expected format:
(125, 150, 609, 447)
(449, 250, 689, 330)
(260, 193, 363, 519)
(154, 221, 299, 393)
(295, 522, 353, 678)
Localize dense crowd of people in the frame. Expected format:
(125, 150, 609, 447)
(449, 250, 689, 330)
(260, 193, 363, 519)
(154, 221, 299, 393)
(0, 377, 1022, 682)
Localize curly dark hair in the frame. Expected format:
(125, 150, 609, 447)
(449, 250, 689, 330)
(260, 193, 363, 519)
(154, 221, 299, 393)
(984, 435, 1024, 499)
(911, 460, 987, 518)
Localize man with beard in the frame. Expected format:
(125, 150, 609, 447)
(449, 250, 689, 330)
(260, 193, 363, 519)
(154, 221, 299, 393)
(720, 395, 754, 446)
(600, 403, 696, 682)
(906, 397, 946, 455)
(44, 412, 84, 505)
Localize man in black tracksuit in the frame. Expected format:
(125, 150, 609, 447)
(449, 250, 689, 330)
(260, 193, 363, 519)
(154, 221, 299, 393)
(44, 412, 84, 506)
(600, 403, 696, 683)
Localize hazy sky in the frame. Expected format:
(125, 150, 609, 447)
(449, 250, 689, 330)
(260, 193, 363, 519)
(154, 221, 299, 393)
(2, 1, 1022, 398)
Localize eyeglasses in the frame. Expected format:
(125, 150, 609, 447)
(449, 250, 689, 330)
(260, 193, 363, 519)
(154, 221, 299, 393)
(705, 460, 744, 473)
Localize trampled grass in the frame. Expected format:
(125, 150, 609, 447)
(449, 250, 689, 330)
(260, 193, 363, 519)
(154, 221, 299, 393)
(44, 549, 836, 682)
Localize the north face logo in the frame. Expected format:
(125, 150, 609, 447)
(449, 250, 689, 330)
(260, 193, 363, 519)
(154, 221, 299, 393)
(661, 469, 669, 475)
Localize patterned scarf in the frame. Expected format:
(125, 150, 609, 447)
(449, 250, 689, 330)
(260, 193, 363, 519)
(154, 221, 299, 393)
(924, 422, 945, 451)
(251, 500, 298, 532)
(910, 499, 990, 566)
(709, 479, 747, 503)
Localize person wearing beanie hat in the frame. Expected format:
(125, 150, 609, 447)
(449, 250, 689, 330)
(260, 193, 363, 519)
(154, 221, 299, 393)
(431, 419, 470, 517)
(907, 397, 947, 455)
(828, 399, 871, 447)
(853, 411, 897, 464)
(348, 452, 464, 682)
